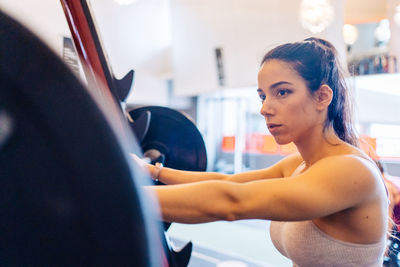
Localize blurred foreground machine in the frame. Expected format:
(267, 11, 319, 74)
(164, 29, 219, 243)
(59, 0, 208, 266)
(0, 10, 165, 266)
(0, 0, 208, 265)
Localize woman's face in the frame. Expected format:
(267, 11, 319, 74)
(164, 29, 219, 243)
(257, 59, 322, 145)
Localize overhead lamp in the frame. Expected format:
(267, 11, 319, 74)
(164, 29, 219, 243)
(394, 4, 400, 27)
(299, 0, 334, 34)
(374, 19, 391, 43)
(342, 24, 359, 45)
(114, 0, 137, 5)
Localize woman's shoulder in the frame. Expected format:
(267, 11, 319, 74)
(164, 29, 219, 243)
(310, 153, 387, 210)
(310, 152, 382, 190)
(314, 149, 377, 174)
(309, 143, 374, 169)
(279, 146, 380, 182)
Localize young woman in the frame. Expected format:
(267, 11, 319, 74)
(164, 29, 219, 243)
(139, 37, 388, 266)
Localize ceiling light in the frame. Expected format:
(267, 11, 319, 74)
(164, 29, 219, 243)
(374, 19, 391, 43)
(342, 24, 359, 45)
(299, 0, 335, 34)
(114, 0, 137, 5)
(394, 4, 400, 27)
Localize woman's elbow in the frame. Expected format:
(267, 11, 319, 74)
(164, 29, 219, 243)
(202, 181, 249, 221)
(214, 204, 242, 221)
(220, 190, 249, 221)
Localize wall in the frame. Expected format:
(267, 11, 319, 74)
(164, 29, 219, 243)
(352, 74, 400, 125)
(0, 0, 70, 54)
(0, 0, 347, 99)
(344, 0, 387, 24)
(0, 0, 171, 106)
(88, 0, 172, 105)
(170, 0, 346, 96)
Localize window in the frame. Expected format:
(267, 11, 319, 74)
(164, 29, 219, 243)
(370, 123, 400, 159)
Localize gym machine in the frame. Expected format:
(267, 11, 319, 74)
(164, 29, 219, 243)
(0, 0, 208, 265)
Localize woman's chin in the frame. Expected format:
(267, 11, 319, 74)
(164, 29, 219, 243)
(272, 136, 292, 146)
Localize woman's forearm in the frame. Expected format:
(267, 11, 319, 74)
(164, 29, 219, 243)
(149, 164, 282, 185)
(132, 154, 228, 185)
(148, 164, 228, 185)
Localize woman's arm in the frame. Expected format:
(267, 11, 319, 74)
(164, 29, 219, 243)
(144, 152, 303, 185)
(149, 155, 380, 223)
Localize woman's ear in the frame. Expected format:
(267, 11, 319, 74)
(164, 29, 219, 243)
(314, 84, 333, 111)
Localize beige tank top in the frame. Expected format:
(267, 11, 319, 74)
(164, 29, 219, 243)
(270, 221, 385, 267)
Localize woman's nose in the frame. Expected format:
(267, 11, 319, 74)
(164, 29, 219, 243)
(260, 99, 274, 116)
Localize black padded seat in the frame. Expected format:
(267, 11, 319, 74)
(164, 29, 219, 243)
(0, 10, 164, 267)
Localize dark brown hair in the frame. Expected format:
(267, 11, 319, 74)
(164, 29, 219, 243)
(261, 37, 358, 147)
(374, 160, 386, 174)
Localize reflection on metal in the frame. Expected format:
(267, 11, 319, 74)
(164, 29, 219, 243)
(62, 36, 81, 77)
(0, 110, 14, 150)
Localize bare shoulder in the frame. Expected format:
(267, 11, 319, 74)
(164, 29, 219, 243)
(312, 154, 378, 175)
(305, 154, 383, 197)
(276, 152, 304, 177)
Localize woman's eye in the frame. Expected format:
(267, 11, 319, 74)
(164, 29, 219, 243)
(259, 95, 266, 103)
(277, 89, 289, 97)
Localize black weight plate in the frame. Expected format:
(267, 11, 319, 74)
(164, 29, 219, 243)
(129, 106, 207, 171)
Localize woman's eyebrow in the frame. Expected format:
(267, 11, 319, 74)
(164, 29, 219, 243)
(258, 81, 293, 93)
(269, 81, 293, 89)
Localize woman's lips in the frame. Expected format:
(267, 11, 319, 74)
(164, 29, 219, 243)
(267, 124, 282, 134)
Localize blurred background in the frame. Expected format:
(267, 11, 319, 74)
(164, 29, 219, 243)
(1, 0, 399, 266)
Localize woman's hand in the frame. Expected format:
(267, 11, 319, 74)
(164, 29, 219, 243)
(130, 153, 146, 167)
(130, 153, 154, 176)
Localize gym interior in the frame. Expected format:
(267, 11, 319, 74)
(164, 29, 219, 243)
(1, 0, 400, 266)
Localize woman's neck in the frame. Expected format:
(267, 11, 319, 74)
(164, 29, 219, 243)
(295, 124, 345, 167)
